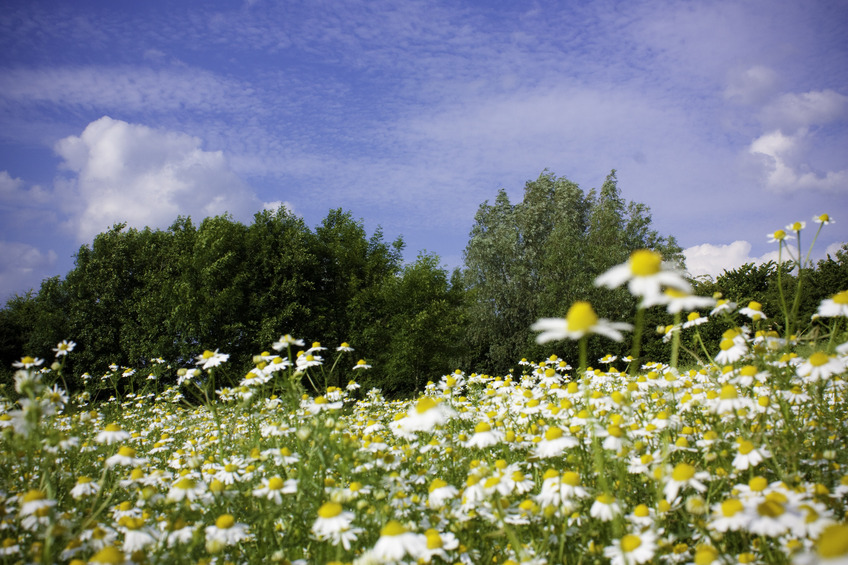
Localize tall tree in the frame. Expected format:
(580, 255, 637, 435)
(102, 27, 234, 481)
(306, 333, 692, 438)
(463, 170, 683, 373)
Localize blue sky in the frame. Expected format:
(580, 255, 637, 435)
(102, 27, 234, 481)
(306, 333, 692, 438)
(1, 0, 847, 302)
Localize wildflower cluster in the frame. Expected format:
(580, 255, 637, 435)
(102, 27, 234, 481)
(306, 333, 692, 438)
(1, 216, 846, 564)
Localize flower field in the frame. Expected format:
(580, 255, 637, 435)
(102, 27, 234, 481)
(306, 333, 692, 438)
(2, 222, 848, 564)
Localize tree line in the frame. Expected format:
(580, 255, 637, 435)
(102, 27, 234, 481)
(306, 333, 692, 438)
(2, 170, 844, 397)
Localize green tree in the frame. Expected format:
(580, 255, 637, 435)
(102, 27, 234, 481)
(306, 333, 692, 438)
(379, 253, 466, 395)
(463, 170, 683, 373)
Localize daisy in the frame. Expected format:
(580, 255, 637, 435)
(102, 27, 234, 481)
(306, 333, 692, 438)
(421, 528, 460, 563)
(336, 342, 355, 352)
(253, 476, 298, 504)
(296, 353, 323, 370)
(714, 334, 749, 364)
(204, 514, 250, 553)
(166, 477, 208, 503)
(12, 356, 43, 369)
(732, 440, 771, 471)
(311, 502, 361, 550)
(604, 530, 658, 565)
(533, 426, 579, 458)
(106, 446, 147, 468)
(683, 311, 709, 328)
(395, 397, 455, 435)
(272, 334, 305, 350)
(427, 478, 459, 509)
(306, 395, 343, 414)
(532, 301, 632, 343)
(817, 290, 848, 318)
(813, 213, 834, 225)
(118, 516, 157, 552)
(52, 340, 76, 357)
(739, 301, 768, 321)
(663, 463, 709, 502)
(708, 498, 749, 533)
(710, 298, 738, 316)
(353, 359, 372, 370)
(465, 421, 504, 448)
(643, 288, 716, 313)
(590, 493, 622, 522)
(95, 423, 131, 445)
(796, 352, 844, 382)
(195, 349, 229, 370)
(787, 220, 806, 232)
(368, 521, 428, 563)
(70, 476, 100, 499)
(595, 249, 691, 304)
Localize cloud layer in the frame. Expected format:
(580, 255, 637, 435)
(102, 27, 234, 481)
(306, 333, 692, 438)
(54, 117, 261, 243)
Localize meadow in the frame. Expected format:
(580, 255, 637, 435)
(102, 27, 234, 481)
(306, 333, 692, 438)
(2, 219, 847, 565)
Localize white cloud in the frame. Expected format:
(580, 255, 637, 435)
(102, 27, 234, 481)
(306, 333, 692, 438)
(684, 240, 757, 279)
(749, 129, 848, 192)
(0, 170, 51, 205)
(262, 200, 296, 215)
(759, 90, 848, 131)
(0, 66, 255, 114)
(683, 237, 848, 280)
(724, 65, 780, 106)
(54, 116, 261, 243)
(0, 241, 57, 301)
(744, 88, 848, 193)
(683, 240, 796, 279)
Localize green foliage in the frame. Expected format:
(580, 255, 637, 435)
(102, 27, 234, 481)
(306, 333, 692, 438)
(691, 244, 848, 354)
(1, 208, 465, 398)
(462, 170, 682, 373)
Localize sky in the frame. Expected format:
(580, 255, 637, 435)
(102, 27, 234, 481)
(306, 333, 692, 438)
(1, 0, 847, 303)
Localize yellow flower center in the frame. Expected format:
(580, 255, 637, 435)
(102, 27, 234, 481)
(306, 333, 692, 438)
(630, 249, 662, 276)
(474, 422, 492, 434)
(117, 446, 136, 458)
(202, 350, 215, 359)
(757, 500, 784, 517)
(380, 520, 407, 537)
(833, 290, 848, 304)
(415, 397, 437, 414)
(749, 476, 768, 491)
(721, 498, 744, 517)
(808, 352, 830, 367)
(545, 427, 563, 441)
(596, 493, 615, 504)
(425, 529, 443, 549)
(719, 385, 738, 400)
(818, 213, 830, 223)
(566, 301, 598, 333)
(88, 546, 125, 564)
(429, 478, 448, 492)
(318, 502, 343, 518)
(215, 514, 235, 529)
(671, 463, 696, 482)
(620, 534, 642, 553)
(818, 524, 848, 558)
(738, 440, 755, 455)
(789, 221, 803, 231)
(268, 477, 284, 491)
(23, 489, 46, 503)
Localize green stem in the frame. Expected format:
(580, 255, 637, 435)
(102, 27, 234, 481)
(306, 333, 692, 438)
(578, 337, 588, 377)
(629, 308, 645, 377)
(670, 311, 682, 368)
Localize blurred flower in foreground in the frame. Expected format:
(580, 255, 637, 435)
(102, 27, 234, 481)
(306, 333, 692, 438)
(817, 290, 848, 318)
(532, 301, 632, 343)
(595, 249, 690, 305)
